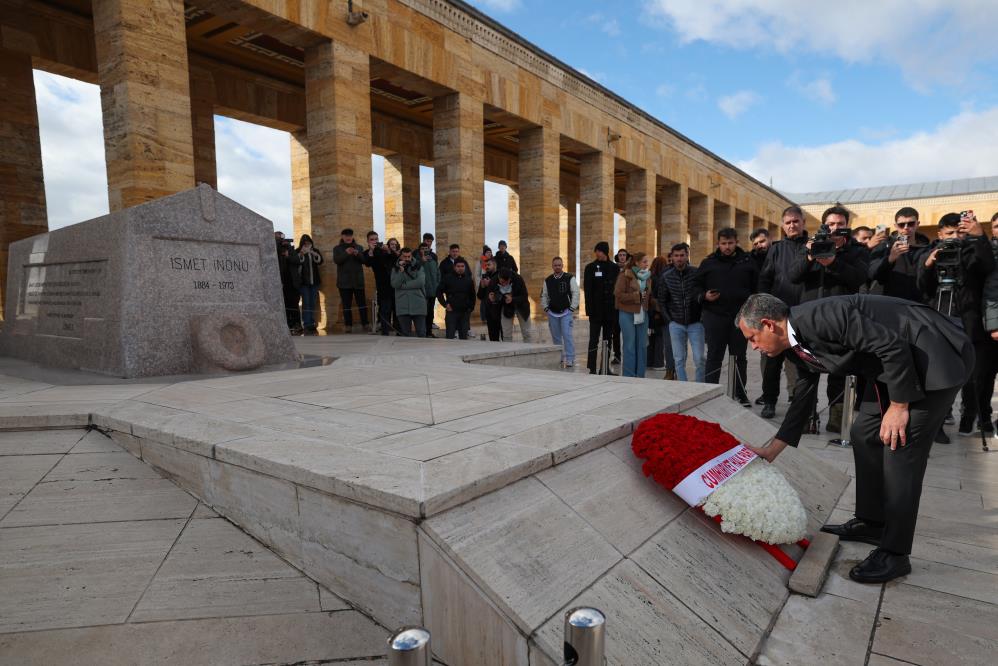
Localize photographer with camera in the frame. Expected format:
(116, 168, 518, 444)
(868, 208, 931, 302)
(788, 205, 870, 432)
(437, 258, 476, 340)
(418, 242, 440, 337)
(390, 247, 427, 337)
(275, 232, 302, 335)
(363, 232, 400, 336)
(478, 257, 502, 341)
(492, 268, 533, 342)
(332, 228, 369, 332)
(918, 211, 996, 435)
(291, 233, 324, 335)
(756, 206, 810, 418)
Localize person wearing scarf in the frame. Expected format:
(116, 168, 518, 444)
(614, 251, 653, 377)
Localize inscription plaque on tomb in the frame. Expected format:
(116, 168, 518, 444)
(19, 260, 107, 338)
(155, 239, 262, 303)
(1, 185, 298, 377)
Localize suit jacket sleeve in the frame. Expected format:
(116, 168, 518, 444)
(775, 357, 821, 447)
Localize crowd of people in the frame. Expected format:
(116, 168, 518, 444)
(273, 203, 998, 439)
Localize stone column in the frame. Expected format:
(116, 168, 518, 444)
(659, 182, 687, 255)
(0, 48, 48, 318)
(625, 169, 656, 257)
(580, 151, 614, 259)
(507, 185, 520, 266)
(617, 214, 627, 251)
(433, 93, 484, 255)
(558, 194, 570, 267)
(304, 40, 373, 332)
(735, 210, 751, 245)
(689, 193, 713, 261)
(518, 126, 560, 315)
(93, 0, 195, 210)
(567, 200, 578, 273)
(714, 201, 734, 236)
(189, 69, 217, 189)
(384, 154, 421, 249)
(290, 130, 311, 241)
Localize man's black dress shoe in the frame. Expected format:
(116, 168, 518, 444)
(849, 548, 911, 584)
(820, 518, 883, 546)
(754, 396, 767, 405)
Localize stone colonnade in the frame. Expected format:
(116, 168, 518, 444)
(0, 0, 789, 327)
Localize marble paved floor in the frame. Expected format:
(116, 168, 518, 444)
(0, 428, 389, 666)
(1, 330, 996, 664)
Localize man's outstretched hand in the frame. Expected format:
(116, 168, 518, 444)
(746, 438, 789, 463)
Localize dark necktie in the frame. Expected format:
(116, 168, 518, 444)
(793, 344, 826, 371)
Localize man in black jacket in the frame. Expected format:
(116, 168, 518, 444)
(437, 259, 476, 340)
(494, 268, 533, 342)
(363, 231, 399, 335)
(439, 243, 466, 277)
(918, 212, 996, 434)
(738, 293, 973, 584)
(868, 207, 931, 302)
(583, 242, 620, 373)
(478, 257, 502, 341)
(757, 206, 810, 417)
(493, 240, 518, 274)
(331, 228, 369, 332)
(694, 228, 758, 404)
(749, 228, 770, 272)
(661, 243, 705, 382)
(789, 205, 870, 432)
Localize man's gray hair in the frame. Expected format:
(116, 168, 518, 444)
(737, 293, 790, 329)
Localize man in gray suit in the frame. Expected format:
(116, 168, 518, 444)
(736, 293, 973, 583)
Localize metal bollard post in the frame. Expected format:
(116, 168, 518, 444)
(836, 375, 857, 447)
(563, 607, 606, 666)
(387, 626, 431, 666)
(726, 359, 738, 399)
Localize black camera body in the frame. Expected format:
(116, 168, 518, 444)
(810, 224, 851, 259)
(935, 238, 963, 285)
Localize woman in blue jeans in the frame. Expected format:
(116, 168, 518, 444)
(293, 234, 323, 335)
(614, 252, 652, 378)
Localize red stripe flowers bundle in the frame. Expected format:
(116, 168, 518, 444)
(632, 412, 807, 545)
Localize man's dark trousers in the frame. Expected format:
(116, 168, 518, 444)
(960, 340, 998, 426)
(425, 296, 436, 336)
(849, 384, 960, 554)
(702, 310, 748, 400)
(445, 309, 471, 340)
(339, 287, 368, 328)
(587, 312, 614, 372)
(376, 290, 394, 335)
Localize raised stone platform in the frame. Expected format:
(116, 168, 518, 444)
(0, 338, 850, 665)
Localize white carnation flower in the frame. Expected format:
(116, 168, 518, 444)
(700, 458, 808, 545)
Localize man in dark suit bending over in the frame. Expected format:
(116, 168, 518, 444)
(736, 293, 973, 583)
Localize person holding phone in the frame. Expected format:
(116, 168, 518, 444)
(694, 227, 759, 405)
(868, 207, 930, 303)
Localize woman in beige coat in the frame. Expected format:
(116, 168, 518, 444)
(614, 251, 652, 377)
